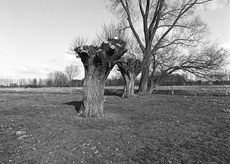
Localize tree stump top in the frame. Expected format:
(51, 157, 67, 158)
(74, 38, 127, 63)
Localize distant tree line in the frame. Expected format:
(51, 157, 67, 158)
(0, 65, 82, 88)
(105, 70, 230, 87)
(1, 69, 230, 88)
(152, 70, 230, 86)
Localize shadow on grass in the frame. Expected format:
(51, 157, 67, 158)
(64, 101, 83, 113)
(104, 89, 123, 97)
(64, 89, 123, 113)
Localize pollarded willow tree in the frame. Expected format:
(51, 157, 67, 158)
(94, 22, 142, 98)
(73, 38, 127, 117)
(117, 54, 141, 98)
(106, 0, 214, 93)
(117, 37, 143, 98)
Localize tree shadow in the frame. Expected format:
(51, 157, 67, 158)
(104, 89, 123, 97)
(104, 88, 139, 97)
(64, 101, 83, 113)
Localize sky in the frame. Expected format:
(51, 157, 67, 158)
(0, 0, 230, 80)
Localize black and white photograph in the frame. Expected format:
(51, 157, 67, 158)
(0, 0, 230, 163)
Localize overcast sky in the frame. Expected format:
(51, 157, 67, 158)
(0, 0, 230, 79)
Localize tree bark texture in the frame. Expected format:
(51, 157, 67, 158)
(81, 73, 105, 117)
(74, 38, 127, 117)
(148, 80, 159, 94)
(122, 74, 135, 98)
(138, 51, 151, 94)
(118, 58, 141, 98)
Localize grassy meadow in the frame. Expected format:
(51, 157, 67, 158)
(0, 85, 230, 96)
(0, 86, 230, 163)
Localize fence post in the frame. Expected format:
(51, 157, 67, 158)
(69, 87, 72, 95)
(171, 86, 174, 95)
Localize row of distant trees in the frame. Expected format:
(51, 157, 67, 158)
(0, 65, 81, 88)
(106, 70, 230, 87)
(45, 64, 82, 87)
(0, 78, 45, 87)
(1, 69, 230, 88)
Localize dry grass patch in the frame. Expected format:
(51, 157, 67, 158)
(0, 93, 230, 163)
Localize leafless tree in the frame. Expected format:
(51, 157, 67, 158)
(38, 78, 46, 86)
(92, 22, 129, 45)
(18, 79, 27, 86)
(47, 71, 68, 87)
(72, 37, 127, 117)
(46, 72, 54, 86)
(54, 71, 68, 87)
(148, 43, 229, 93)
(207, 70, 228, 82)
(93, 22, 142, 98)
(106, 0, 213, 93)
(65, 65, 80, 86)
(117, 55, 141, 97)
(147, 12, 219, 93)
(68, 36, 88, 52)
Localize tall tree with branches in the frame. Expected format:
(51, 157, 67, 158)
(65, 65, 80, 86)
(147, 15, 211, 93)
(106, 0, 213, 93)
(148, 43, 228, 93)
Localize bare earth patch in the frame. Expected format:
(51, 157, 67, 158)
(0, 92, 230, 163)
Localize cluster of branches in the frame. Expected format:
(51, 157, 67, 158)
(0, 78, 46, 88)
(68, 0, 229, 117)
(46, 65, 80, 87)
(148, 43, 228, 93)
(105, 0, 229, 94)
(70, 0, 229, 96)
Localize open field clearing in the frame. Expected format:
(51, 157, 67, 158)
(153, 85, 230, 97)
(0, 87, 83, 94)
(0, 85, 230, 97)
(0, 92, 230, 163)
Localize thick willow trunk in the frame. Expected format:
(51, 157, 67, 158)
(82, 74, 105, 117)
(74, 38, 127, 117)
(122, 74, 135, 98)
(117, 57, 141, 98)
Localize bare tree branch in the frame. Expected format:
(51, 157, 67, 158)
(65, 65, 80, 82)
(106, 0, 214, 93)
(68, 36, 89, 56)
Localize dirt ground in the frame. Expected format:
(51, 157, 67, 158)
(0, 92, 230, 164)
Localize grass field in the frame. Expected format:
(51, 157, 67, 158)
(0, 89, 230, 163)
(152, 85, 230, 97)
(0, 85, 230, 96)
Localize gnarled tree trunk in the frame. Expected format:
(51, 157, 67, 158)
(74, 38, 127, 117)
(118, 58, 141, 98)
(122, 73, 135, 98)
(82, 73, 105, 117)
